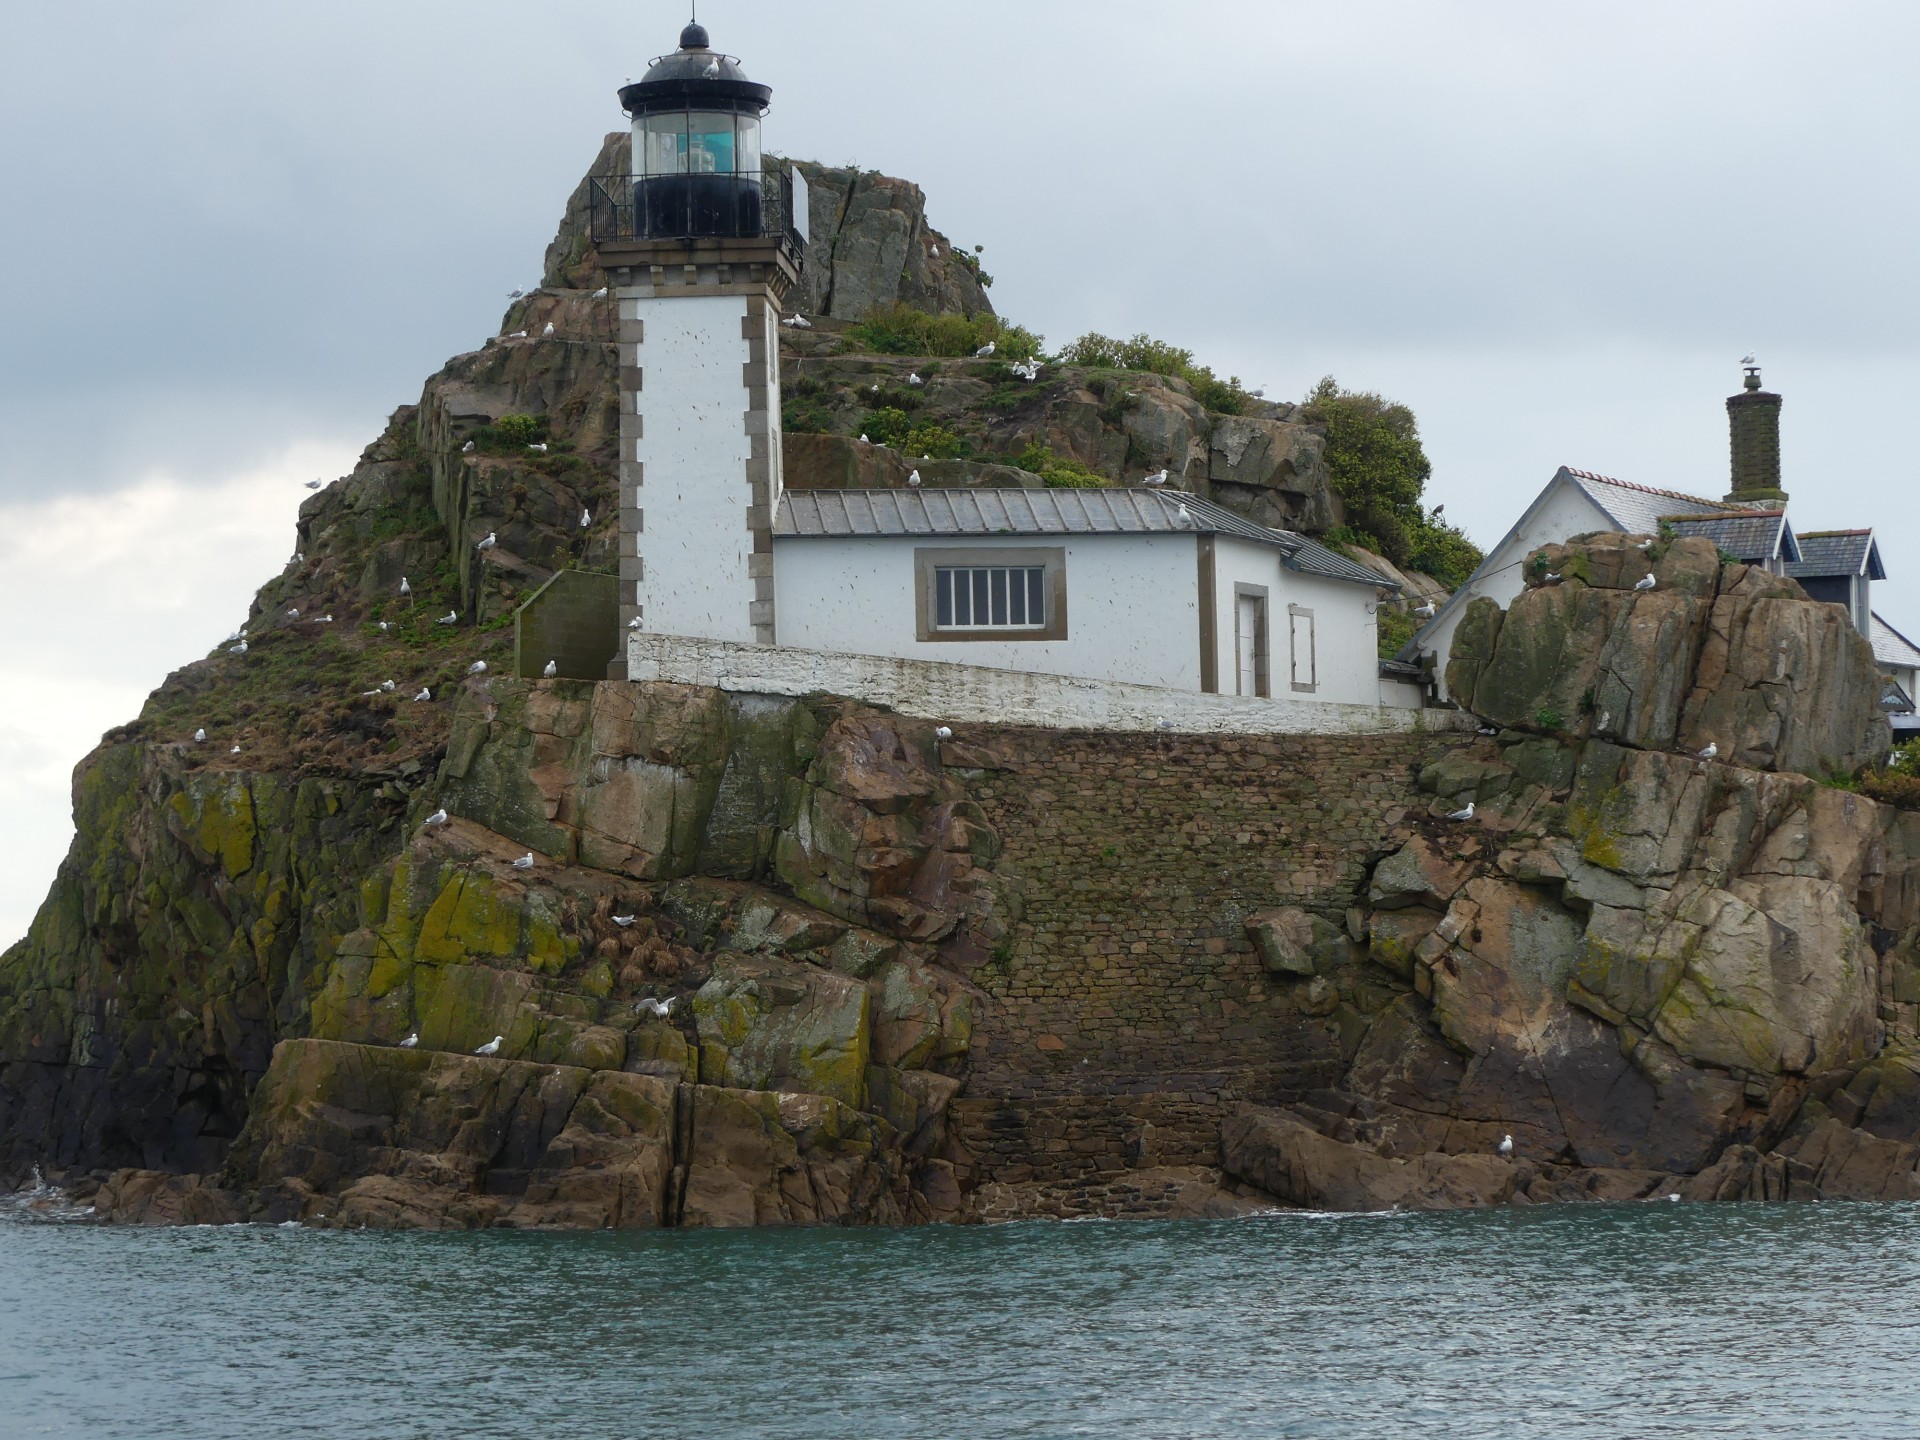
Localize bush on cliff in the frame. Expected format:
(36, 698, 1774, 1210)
(1015, 441, 1110, 489)
(1057, 332, 1253, 414)
(1298, 378, 1482, 586)
(845, 303, 1042, 360)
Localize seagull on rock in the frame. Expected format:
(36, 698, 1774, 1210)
(476, 532, 497, 552)
(592, 286, 608, 300)
(461, 440, 476, 454)
(399, 577, 411, 596)
(437, 611, 458, 625)
(507, 330, 528, 339)
(287, 608, 301, 619)
(1477, 725, 1498, 736)
(1498, 1134, 1514, 1157)
(423, 808, 450, 829)
(413, 687, 432, 702)
(528, 442, 548, 454)
(229, 641, 248, 655)
(468, 660, 488, 675)
(612, 914, 636, 928)
(634, 997, 676, 1018)
(580, 508, 591, 528)
(1446, 801, 1476, 822)
(542, 322, 555, 338)
(975, 341, 996, 357)
(907, 372, 923, 386)
(304, 479, 322, 490)
(1697, 742, 1719, 760)
(193, 729, 207, 743)
(859, 434, 871, 443)
(1414, 601, 1437, 618)
(781, 313, 813, 329)
(543, 659, 558, 678)
(229, 744, 241, 755)
(377, 622, 390, 633)
(317, 615, 333, 624)
(380, 680, 395, 693)
(1636, 538, 1654, 551)
(511, 852, 534, 871)
(935, 725, 953, 740)
(1541, 573, 1561, 584)
(475, 1035, 503, 1056)
(1634, 573, 1658, 592)
(400, 1032, 419, 1049)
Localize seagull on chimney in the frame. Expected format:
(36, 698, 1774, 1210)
(399, 1032, 419, 1049)
(1634, 573, 1657, 592)
(477, 532, 497, 551)
(304, 479, 322, 490)
(510, 853, 534, 871)
(467, 661, 488, 675)
(475, 1035, 504, 1056)
(907, 470, 922, 487)
(1446, 801, 1476, 822)
(543, 659, 558, 678)
(592, 286, 608, 299)
(436, 611, 458, 625)
(413, 687, 432, 702)
(1741, 351, 1757, 367)
(975, 341, 996, 358)
(424, 808, 449, 827)
(1413, 601, 1437, 618)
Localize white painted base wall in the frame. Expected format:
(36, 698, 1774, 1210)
(628, 631, 1467, 736)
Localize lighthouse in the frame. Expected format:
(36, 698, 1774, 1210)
(592, 22, 805, 672)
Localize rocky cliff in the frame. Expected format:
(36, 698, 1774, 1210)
(6, 146, 1917, 1227)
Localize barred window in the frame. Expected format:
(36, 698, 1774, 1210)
(935, 566, 1047, 630)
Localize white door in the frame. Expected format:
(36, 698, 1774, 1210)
(1236, 595, 1261, 696)
(1290, 607, 1316, 692)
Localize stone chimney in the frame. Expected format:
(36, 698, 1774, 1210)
(1725, 362, 1787, 504)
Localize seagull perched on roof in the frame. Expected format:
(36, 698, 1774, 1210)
(1142, 468, 1168, 486)
(399, 1032, 419, 1049)
(1175, 502, 1192, 526)
(424, 808, 449, 827)
(1498, 1134, 1514, 1157)
(477, 532, 497, 551)
(592, 286, 608, 300)
(1414, 601, 1437, 618)
(1446, 801, 1476, 822)
(543, 659, 558, 678)
(935, 725, 953, 740)
(542, 322, 555, 338)
(612, 914, 636, 928)
(975, 341, 996, 357)
(413, 686, 432, 702)
(475, 1035, 503, 1056)
(468, 660, 488, 675)
(907, 470, 922, 487)
(510, 853, 534, 870)
(304, 478, 322, 490)
(1634, 573, 1657, 592)
(634, 996, 676, 1018)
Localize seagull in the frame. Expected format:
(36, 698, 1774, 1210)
(461, 440, 475, 454)
(229, 744, 241, 755)
(287, 608, 300, 619)
(436, 611, 458, 625)
(1497, 1134, 1514, 1157)
(1175, 503, 1191, 526)
(1477, 725, 1498, 736)
(413, 687, 432, 702)
(400, 1032, 419, 1048)
(634, 997, 676, 1018)
(1446, 801, 1476, 822)
(935, 725, 953, 740)
(294, 553, 304, 563)
(908, 372, 923, 386)
(399, 577, 411, 595)
(508, 289, 525, 300)
(627, 617, 644, 629)
(229, 641, 248, 655)
(507, 330, 528, 339)
(1636, 538, 1654, 551)
(781, 313, 813, 329)
(929, 245, 939, 258)
(528, 442, 548, 454)
(1413, 601, 1437, 618)
(424, 808, 450, 827)
(1634, 573, 1657, 592)
(870, 384, 881, 395)
(612, 914, 636, 927)
(976, 341, 996, 357)
(592, 286, 608, 299)
(304, 479, 322, 490)
(1697, 742, 1718, 760)
(703, 57, 721, 77)
(859, 434, 870, 443)
(907, 470, 922, 487)
(468, 660, 488, 675)
(475, 1035, 503, 1056)
(317, 615, 333, 624)
(1667, 1193, 1682, 1203)
(580, 508, 591, 528)
(1740, 351, 1757, 366)
(1542, 573, 1561, 584)
(543, 659, 558, 678)
(1155, 718, 1175, 731)
(476, 533, 497, 551)
(542, 322, 555, 337)
(1142, 468, 1168, 486)
(511, 853, 534, 870)
(1598, 711, 1611, 731)
(377, 622, 390, 633)
(193, 728, 207, 743)
(1431, 503, 1445, 518)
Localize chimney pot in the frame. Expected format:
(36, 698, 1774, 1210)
(1726, 368, 1786, 504)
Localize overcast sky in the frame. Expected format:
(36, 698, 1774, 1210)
(4, 0, 1918, 945)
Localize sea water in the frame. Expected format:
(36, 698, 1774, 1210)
(2, 1194, 1917, 1439)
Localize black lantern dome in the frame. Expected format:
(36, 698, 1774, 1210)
(617, 26, 772, 240)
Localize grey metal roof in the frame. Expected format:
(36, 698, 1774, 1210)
(1788, 530, 1884, 581)
(773, 489, 1394, 588)
(1873, 612, 1920, 669)
(1662, 510, 1798, 564)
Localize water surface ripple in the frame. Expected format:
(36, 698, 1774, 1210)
(2, 1202, 1914, 1438)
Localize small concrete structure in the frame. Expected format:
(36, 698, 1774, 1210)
(514, 570, 619, 680)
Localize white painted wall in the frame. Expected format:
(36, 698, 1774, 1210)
(1206, 537, 1384, 708)
(1418, 480, 1612, 701)
(626, 293, 757, 644)
(630, 631, 1474, 737)
(773, 533, 1203, 689)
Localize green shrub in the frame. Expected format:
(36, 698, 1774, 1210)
(782, 396, 836, 434)
(844, 303, 1041, 359)
(1377, 606, 1417, 658)
(1014, 440, 1108, 489)
(471, 412, 549, 453)
(1535, 708, 1565, 732)
(1058, 332, 1253, 414)
(1889, 740, 1920, 778)
(861, 407, 969, 458)
(1863, 770, 1920, 809)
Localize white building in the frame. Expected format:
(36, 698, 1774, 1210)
(1876, 614, 1920, 739)
(570, 24, 1410, 727)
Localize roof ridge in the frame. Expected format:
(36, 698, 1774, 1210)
(1566, 469, 1728, 509)
(1797, 527, 1873, 537)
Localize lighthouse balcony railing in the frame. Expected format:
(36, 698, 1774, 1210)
(588, 169, 805, 265)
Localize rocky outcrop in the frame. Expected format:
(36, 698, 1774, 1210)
(787, 162, 995, 321)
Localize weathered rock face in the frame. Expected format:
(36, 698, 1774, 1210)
(1447, 533, 1890, 773)
(787, 162, 995, 321)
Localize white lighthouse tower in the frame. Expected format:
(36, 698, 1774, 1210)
(591, 23, 804, 674)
